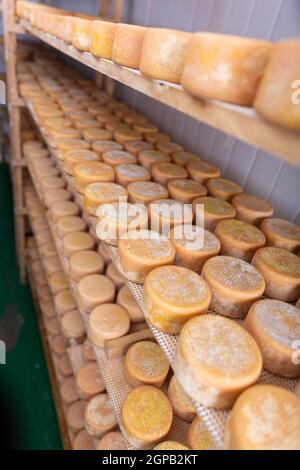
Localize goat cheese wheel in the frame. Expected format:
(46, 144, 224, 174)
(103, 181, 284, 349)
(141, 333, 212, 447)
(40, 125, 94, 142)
(56, 216, 86, 239)
(224, 384, 300, 450)
(83, 128, 113, 143)
(62, 232, 95, 258)
(124, 140, 154, 156)
(61, 309, 85, 341)
(57, 138, 90, 156)
(124, 341, 169, 388)
(232, 193, 274, 226)
(117, 285, 144, 323)
(207, 178, 243, 202)
(67, 400, 85, 433)
(97, 242, 112, 265)
(45, 317, 61, 337)
(127, 181, 169, 206)
(145, 132, 171, 145)
(97, 431, 127, 450)
(187, 160, 221, 184)
(156, 142, 184, 155)
(50, 201, 80, 223)
(118, 229, 176, 284)
(105, 262, 126, 290)
(115, 164, 151, 188)
(132, 123, 158, 136)
(74, 162, 115, 194)
(54, 289, 77, 316)
(152, 162, 188, 186)
(167, 375, 196, 422)
(76, 362, 105, 400)
(172, 151, 200, 168)
(121, 385, 173, 449)
(112, 23, 146, 68)
(174, 315, 263, 409)
(88, 303, 130, 348)
(140, 28, 192, 83)
(69, 250, 105, 283)
(114, 128, 143, 145)
(60, 377, 79, 406)
(43, 256, 61, 277)
(58, 353, 73, 378)
(73, 429, 95, 450)
(154, 441, 190, 450)
(252, 247, 300, 302)
(193, 196, 236, 232)
(48, 127, 81, 143)
(84, 182, 128, 216)
(202, 255, 265, 319)
(167, 178, 207, 203)
(72, 18, 92, 52)
(187, 416, 215, 450)
(149, 199, 193, 235)
(63, 149, 100, 175)
(181, 33, 272, 106)
(82, 338, 95, 362)
(85, 393, 117, 438)
(92, 140, 122, 157)
(90, 21, 116, 59)
(44, 117, 73, 130)
(102, 150, 136, 167)
(77, 274, 115, 312)
(143, 265, 211, 334)
(48, 271, 68, 294)
(260, 218, 300, 253)
(138, 150, 171, 170)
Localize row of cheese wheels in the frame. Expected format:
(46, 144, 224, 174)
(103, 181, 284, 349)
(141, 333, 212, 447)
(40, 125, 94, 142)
(16, 0, 300, 130)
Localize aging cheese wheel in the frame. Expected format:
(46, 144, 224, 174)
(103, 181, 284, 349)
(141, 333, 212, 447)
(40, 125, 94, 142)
(63, 149, 100, 175)
(154, 441, 190, 450)
(123, 112, 148, 126)
(58, 353, 73, 378)
(124, 341, 169, 388)
(260, 218, 300, 253)
(43, 256, 61, 277)
(102, 150, 136, 167)
(174, 315, 262, 409)
(49, 127, 82, 142)
(88, 303, 130, 347)
(181, 33, 272, 106)
(149, 199, 193, 235)
(54, 289, 77, 316)
(97, 242, 112, 265)
(187, 416, 214, 450)
(145, 132, 171, 145)
(85, 393, 117, 438)
(193, 196, 236, 232)
(35, 166, 60, 179)
(31, 217, 48, 233)
(97, 431, 127, 450)
(170, 224, 221, 273)
(115, 164, 151, 188)
(167, 375, 196, 422)
(40, 301, 56, 319)
(140, 28, 192, 83)
(35, 229, 52, 246)
(254, 41, 300, 131)
(105, 262, 126, 290)
(152, 162, 188, 186)
(167, 178, 207, 203)
(138, 150, 171, 170)
(60, 377, 79, 405)
(44, 117, 73, 130)
(56, 216, 86, 239)
(252, 247, 300, 302)
(114, 128, 143, 145)
(224, 384, 300, 450)
(57, 139, 90, 158)
(48, 271, 68, 294)
(132, 123, 158, 135)
(172, 151, 200, 167)
(187, 160, 221, 184)
(202, 255, 265, 319)
(67, 400, 85, 433)
(50, 201, 80, 223)
(77, 274, 115, 312)
(45, 317, 61, 336)
(62, 232, 95, 258)
(84, 182, 128, 216)
(69, 250, 105, 283)
(82, 339, 95, 362)
(112, 23, 146, 68)
(90, 21, 116, 59)
(156, 142, 183, 155)
(83, 128, 112, 143)
(232, 193, 274, 226)
(44, 189, 72, 208)
(244, 299, 300, 378)
(215, 219, 266, 262)
(61, 309, 85, 341)
(74, 162, 115, 194)
(72, 18, 92, 52)
(143, 265, 211, 334)
(92, 140, 122, 157)
(69, 110, 92, 122)
(124, 140, 153, 156)
(73, 429, 95, 450)
(207, 178, 243, 202)
(127, 181, 168, 206)
(117, 286, 144, 323)
(76, 362, 105, 400)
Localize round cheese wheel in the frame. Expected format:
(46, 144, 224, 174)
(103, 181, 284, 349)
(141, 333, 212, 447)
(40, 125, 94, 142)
(102, 150, 136, 167)
(62, 232, 95, 258)
(186, 416, 215, 450)
(105, 120, 127, 134)
(85, 393, 117, 438)
(35, 229, 52, 246)
(48, 127, 81, 142)
(124, 340, 169, 388)
(57, 138, 90, 155)
(76, 362, 105, 400)
(167, 178, 207, 203)
(51, 334, 67, 357)
(97, 431, 127, 450)
(60, 377, 79, 405)
(35, 166, 60, 179)
(112, 23, 146, 68)
(88, 303, 130, 347)
(174, 315, 263, 409)
(82, 338, 95, 362)
(69, 250, 105, 283)
(83, 128, 112, 143)
(193, 196, 236, 232)
(92, 140, 122, 157)
(207, 178, 243, 202)
(181, 33, 272, 105)
(170, 224, 221, 273)
(127, 181, 168, 206)
(260, 218, 300, 253)
(36, 107, 64, 120)
(121, 385, 173, 449)
(63, 149, 100, 176)
(124, 140, 153, 157)
(74, 162, 115, 194)
(54, 289, 77, 316)
(138, 150, 171, 170)
(187, 160, 221, 184)
(56, 216, 86, 239)
(73, 429, 95, 450)
(61, 309, 85, 340)
(152, 162, 188, 186)
(156, 142, 183, 155)
(40, 301, 56, 319)
(44, 189, 72, 208)
(48, 271, 68, 294)
(123, 112, 148, 126)
(45, 317, 61, 336)
(231, 193, 274, 226)
(97, 242, 112, 265)
(117, 286, 144, 323)
(167, 375, 196, 422)
(58, 353, 73, 378)
(115, 164, 151, 188)
(77, 274, 115, 312)
(154, 441, 190, 450)
(132, 123, 158, 135)
(140, 28, 192, 83)
(90, 20, 116, 59)
(43, 256, 61, 277)
(224, 384, 300, 450)
(50, 201, 80, 223)
(149, 199, 193, 235)
(72, 18, 92, 52)
(202, 255, 265, 319)
(252, 247, 300, 302)
(67, 400, 85, 433)
(31, 217, 48, 233)
(172, 151, 200, 167)
(145, 132, 171, 145)
(143, 265, 211, 334)
(105, 262, 126, 290)
(114, 128, 143, 145)
(84, 182, 128, 216)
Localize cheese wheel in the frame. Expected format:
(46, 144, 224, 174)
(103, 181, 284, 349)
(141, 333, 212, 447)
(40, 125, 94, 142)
(244, 299, 300, 378)
(97, 242, 111, 265)
(102, 150, 136, 167)
(149, 199, 193, 235)
(56, 216, 86, 239)
(124, 341, 169, 388)
(170, 225, 220, 273)
(114, 128, 143, 146)
(152, 162, 188, 186)
(156, 142, 183, 155)
(61, 309, 85, 341)
(154, 441, 190, 450)
(167, 375, 196, 422)
(31, 217, 48, 233)
(215, 219, 266, 262)
(140, 28, 192, 83)
(88, 303, 129, 347)
(105, 262, 126, 290)
(193, 196, 236, 232)
(92, 140, 122, 156)
(82, 128, 112, 143)
(73, 429, 95, 451)
(115, 164, 151, 188)
(69, 110, 92, 122)
(167, 178, 207, 203)
(138, 150, 171, 170)
(50, 201, 80, 223)
(67, 400, 85, 433)
(224, 384, 300, 450)
(57, 138, 90, 155)
(77, 274, 115, 312)
(43, 256, 61, 277)
(117, 286, 144, 323)
(35, 229, 52, 246)
(254, 41, 300, 130)
(121, 385, 173, 449)
(202, 256, 265, 319)
(72, 18, 92, 52)
(85, 393, 117, 438)
(63, 149, 100, 176)
(60, 377, 79, 405)
(74, 162, 115, 194)
(207, 178, 243, 202)
(181, 33, 272, 105)
(187, 417, 215, 450)
(45, 317, 61, 336)
(123, 142, 152, 158)
(132, 123, 158, 135)
(52, 334, 66, 358)
(62, 232, 95, 258)
(58, 353, 73, 378)
(87, 103, 108, 115)
(252, 247, 300, 302)
(112, 23, 146, 68)
(40, 301, 56, 319)
(84, 182, 128, 216)
(232, 193, 274, 226)
(145, 132, 171, 145)
(35, 166, 60, 179)
(260, 218, 300, 253)
(172, 151, 200, 167)
(36, 107, 64, 120)
(90, 20, 116, 59)
(48, 271, 68, 294)
(187, 160, 221, 184)
(143, 265, 211, 334)
(54, 289, 77, 316)
(74, 119, 102, 132)
(44, 117, 73, 130)
(76, 362, 105, 400)
(44, 189, 72, 208)
(123, 112, 148, 126)
(82, 339, 95, 362)
(127, 181, 168, 206)
(97, 432, 127, 450)
(174, 314, 262, 408)
(49, 127, 82, 142)
(103, 117, 123, 132)
(69, 250, 105, 283)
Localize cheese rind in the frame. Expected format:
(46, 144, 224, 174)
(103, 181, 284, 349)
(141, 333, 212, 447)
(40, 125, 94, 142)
(115, 164, 151, 188)
(187, 160, 221, 184)
(63, 149, 100, 176)
(73, 430, 95, 450)
(61, 309, 85, 340)
(72, 18, 92, 52)
(105, 262, 126, 290)
(77, 274, 116, 312)
(54, 289, 77, 316)
(151, 162, 188, 186)
(192, 196, 236, 232)
(60, 377, 79, 406)
(74, 162, 115, 194)
(207, 178, 243, 201)
(88, 303, 129, 348)
(97, 432, 127, 450)
(127, 181, 169, 206)
(149, 198, 193, 235)
(84, 182, 128, 216)
(67, 400, 85, 433)
(167, 178, 207, 203)
(69, 250, 105, 283)
(154, 441, 190, 450)
(76, 362, 105, 400)
(260, 218, 300, 253)
(167, 375, 196, 422)
(232, 193, 274, 226)
(102, 150, 137, 167)
(62, 232, 95, 258)
(138, 150, 171, 170)
(90, 21, 116, 59)
(56, 216, 86, 239)
(112, 23, 146, 68)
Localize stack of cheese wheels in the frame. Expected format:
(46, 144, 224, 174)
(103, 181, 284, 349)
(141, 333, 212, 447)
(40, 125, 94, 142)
(84, 182, 128, 216)
(106, 262, 126, 290)
(170, 224, 221, 273)
(173, 315, 262, 409)
(74, 161, 115, 194)
(66, 400, 85, 433)
(252, 247, 300, 301)
(69, 250, 105, 283)
(231, 193, 274, 226)
(96, 201, 148, 246)
(181, 33, 272, 105)
(138, 150, 171, 170)
(167, 178, 207, 203)
(102, 150, 136, 167)
(117, 285, 144, 323)
(151, 162, 188, 186)
(224, 384, 300, 450)
(54, 289, 77, 316)
(73, 429, 95, 451)
(187, 160, 221, 184)
(193, 196, 236, 232)
(124, 140, 153, 156)
(254, 40, 300, 131)
(187, 416, 214, 450)
(112, 23, 146, 68)
(85, 393, 117, 438)
(124, 340, 169, 388)
(154, 441, 189, 450)
(60, 377, 79, 406)
(88, 303, 130, 347)
(143, 265, 211, 334)
(202, 256, 265, 319)
(75, 362, 105, 400)
(260, 218, 300, 253)
(244, 299, 300, 378)
(115, 164, 151, 188)
(127, 181, 169, 206)
(167, 375, 196, 422)
(215, 219, 266, 262)
(118, 229, 175, 284)
(92, 140, 122, 157)
(121, 385, 173, 449)
(90, 20, 116, 59)
(77, 274, 115, 312)
(149, 199, 193, 235)
(207, 178, 243, 202)
(63, 149, 100, 175)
